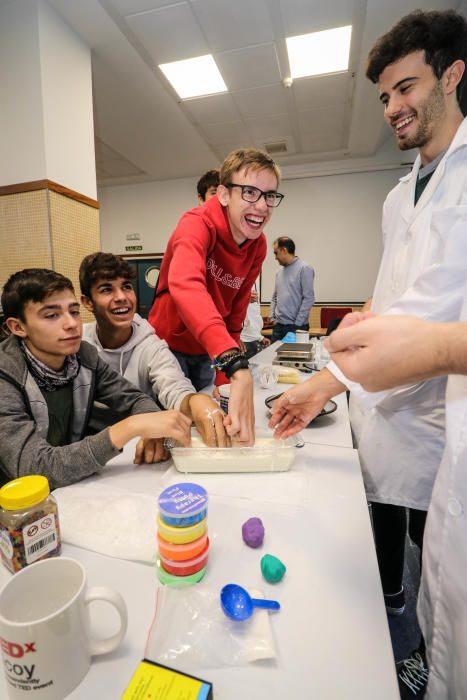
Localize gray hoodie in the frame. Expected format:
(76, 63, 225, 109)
(82, 314, 195, 431)
(0, 336, 158, 489)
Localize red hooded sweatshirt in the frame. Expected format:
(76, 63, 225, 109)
(148, 196, 267, 360)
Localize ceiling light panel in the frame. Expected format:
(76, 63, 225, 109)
(286, 25, 352, 79)
(159, 55, 227, 99)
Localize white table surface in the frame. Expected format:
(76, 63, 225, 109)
(251, 341, 353, 449)
(0, 351, 398, 700)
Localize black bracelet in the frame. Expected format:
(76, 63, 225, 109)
(225, 355, 249, 379)
(212, 350, 245, 373)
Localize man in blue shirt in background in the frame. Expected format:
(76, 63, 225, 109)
(270, 237, 315, 342)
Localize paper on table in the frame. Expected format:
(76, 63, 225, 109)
(53, 482, 157, 563)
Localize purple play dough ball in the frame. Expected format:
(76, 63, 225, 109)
(242, 517, 265, 548)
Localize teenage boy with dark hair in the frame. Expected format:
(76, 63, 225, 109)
(80, 252, 229, 448)
(149, 148, 283, 445)
(197, 169, 220, 204)
(269, 10, 467, 697)
(0, 269, 191, 489)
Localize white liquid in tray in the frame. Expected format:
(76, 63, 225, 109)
(171, 435, 295, 473)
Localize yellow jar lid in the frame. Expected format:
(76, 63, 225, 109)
(0, 475, 50, 510)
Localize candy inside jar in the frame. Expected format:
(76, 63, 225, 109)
(0, 475, 61, 573)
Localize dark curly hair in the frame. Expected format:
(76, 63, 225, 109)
(366, 10, 467, 104)
(79, 252, 135, 299)
(196, 169, 220, 201)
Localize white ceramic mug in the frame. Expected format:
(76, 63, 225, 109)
(0, 557, 128, 699)
(295, 330, 309, 343)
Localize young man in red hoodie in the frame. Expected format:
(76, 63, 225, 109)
(149, 148, 283, 445)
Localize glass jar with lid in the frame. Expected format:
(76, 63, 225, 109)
(0, 475, 61, 573)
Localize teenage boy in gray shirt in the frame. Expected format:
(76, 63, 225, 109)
(80, 252, 229, 449)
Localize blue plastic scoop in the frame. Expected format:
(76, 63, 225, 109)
(220, 584, 280, 621)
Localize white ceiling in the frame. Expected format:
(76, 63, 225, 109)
(47, 0, 464, 186)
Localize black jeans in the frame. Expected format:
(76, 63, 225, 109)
(271, 322, 309, 343)
(370, 502, 427, 594)
(172, 351, 214, 391)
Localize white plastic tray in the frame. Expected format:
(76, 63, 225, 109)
(171, 429, 296, 474)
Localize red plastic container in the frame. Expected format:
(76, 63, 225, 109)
(159, 539, 209, 577)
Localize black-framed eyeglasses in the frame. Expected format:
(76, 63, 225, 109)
(226, 183, 284, 208)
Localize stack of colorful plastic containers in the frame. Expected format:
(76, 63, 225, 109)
(156, 482, 209, 585)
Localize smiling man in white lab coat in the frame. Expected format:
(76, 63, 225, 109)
(269, 10, 467, 697)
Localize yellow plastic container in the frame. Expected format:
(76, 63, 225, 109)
(157, 514, 207, 544)
(0, 475, 61, 573)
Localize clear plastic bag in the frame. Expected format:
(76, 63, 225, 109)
(145, 585, 277, 670)
(259, 364, 280, 388)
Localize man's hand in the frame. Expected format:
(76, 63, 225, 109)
(260, 337, 270, 348)
(133, 437, 168, 464)
(223, 369, 255, 445)
(269, 368, 345, 438)
(333, 309, 375, 331)
(187, 393, 231, 447)
(109, 410, 192, 452)
(325, 314, 449, 391)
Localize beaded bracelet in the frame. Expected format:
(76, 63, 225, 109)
(211, 350, 246, 373)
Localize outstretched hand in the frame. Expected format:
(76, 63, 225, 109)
(269, 368, 345, 439)
(188, 393, 231, 447)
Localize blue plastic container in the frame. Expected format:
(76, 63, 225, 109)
(158, 482, 208, 528)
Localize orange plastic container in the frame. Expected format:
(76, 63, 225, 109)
(157, 532, 208, 562)
(159, 540, 209, 577)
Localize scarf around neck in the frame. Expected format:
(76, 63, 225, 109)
(20, 340, 80, 392)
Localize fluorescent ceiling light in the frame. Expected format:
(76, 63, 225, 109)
(286, 25, 352, 79)
(159, 55, 227, 99)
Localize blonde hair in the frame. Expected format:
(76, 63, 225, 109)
(220, 148, 281, 187)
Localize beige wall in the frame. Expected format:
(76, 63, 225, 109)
(0, 186, 100, 322)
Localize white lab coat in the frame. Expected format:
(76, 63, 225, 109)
(329, 116, 467, 509)
(241, 301, 264, 342)
(417, 284, 467, 699)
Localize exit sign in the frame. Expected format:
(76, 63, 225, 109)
(125, 245, 143, 251)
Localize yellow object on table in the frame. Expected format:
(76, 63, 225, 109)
(277, 367, 301, 384)
(121, 659, 213, 699)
